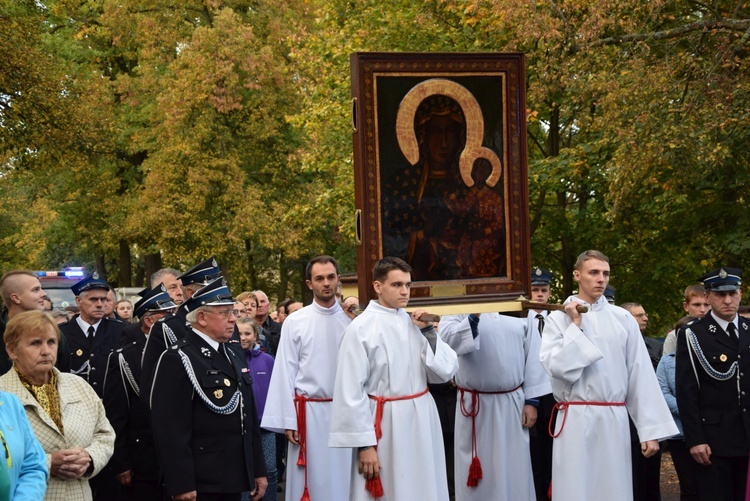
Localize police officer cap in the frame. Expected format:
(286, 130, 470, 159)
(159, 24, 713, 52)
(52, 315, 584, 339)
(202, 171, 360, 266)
(178, 257, 223, 287)
(604, 284, 616, 304)
(134, 284, 177, 318)
(531, 267, 553, 286)
(698, 267, 742, 292)
(182, 278, 234, 313)
(70, 273, 109, 296)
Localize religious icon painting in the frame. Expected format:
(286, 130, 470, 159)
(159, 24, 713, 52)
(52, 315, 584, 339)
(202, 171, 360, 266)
(351, 52, 531, 308)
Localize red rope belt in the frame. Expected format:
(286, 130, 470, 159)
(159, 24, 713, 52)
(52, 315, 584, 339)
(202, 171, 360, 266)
(294, 394, 332, 501)
(363, 387, 430, 498)
(548, 400, 626, 439)
(457, 384, 522, 487)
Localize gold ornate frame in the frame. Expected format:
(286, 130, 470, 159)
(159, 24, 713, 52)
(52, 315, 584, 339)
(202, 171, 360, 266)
(351, 53, 530, 309)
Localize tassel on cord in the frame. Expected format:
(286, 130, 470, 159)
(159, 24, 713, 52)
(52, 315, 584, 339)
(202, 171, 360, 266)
(467, 455, 483, 487)
(300, 486, 311, 501)
(366, 477, 384, 498)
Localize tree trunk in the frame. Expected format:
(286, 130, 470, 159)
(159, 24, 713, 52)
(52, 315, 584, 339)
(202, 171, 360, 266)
(118, 239, 132, 286)
(95, 254, 107, 282)
(143, 253, 162, 287)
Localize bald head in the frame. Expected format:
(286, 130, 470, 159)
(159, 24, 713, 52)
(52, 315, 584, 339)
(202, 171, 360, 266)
(0, 271, 47, 317)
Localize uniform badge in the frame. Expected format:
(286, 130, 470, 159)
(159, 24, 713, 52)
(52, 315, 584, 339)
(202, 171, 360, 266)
(224, 378, 231, 387)
(200, 347, 211, 357)
(743, 324, 748, 331)
(709, 325, 717, 333)
(241, 367, 249, 373)
(213, 389, 223, 399)
(76, 349, 83, 356)
(719, 268, 728, 279)
(720, 354, 728, 362)
(535, 268, 542, 276)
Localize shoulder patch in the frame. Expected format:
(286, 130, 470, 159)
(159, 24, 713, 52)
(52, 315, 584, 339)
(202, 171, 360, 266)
(169, 338, 189, 351)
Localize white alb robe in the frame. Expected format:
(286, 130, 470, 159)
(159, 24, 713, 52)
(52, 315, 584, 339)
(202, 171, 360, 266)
(261, 300, 352, 501)
(329, 300, 458, 501)
(439, 313, 551, 501)
(539, 296, 678, 501)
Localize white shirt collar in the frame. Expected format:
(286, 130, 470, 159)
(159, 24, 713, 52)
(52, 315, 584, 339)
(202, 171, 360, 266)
(191, 328, 220, 351)
(76, 316, 102, 336)
(710, 311, 739, 335)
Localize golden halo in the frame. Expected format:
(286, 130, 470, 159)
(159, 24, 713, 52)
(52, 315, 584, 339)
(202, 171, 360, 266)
(395, 78, 502, 188)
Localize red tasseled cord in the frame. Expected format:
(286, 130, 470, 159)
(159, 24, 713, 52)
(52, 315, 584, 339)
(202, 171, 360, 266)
(300, 486, 311, 501)
(467, 455, 483, 487)
(366, 477, 384, 498)
(460, 389, 483, 487)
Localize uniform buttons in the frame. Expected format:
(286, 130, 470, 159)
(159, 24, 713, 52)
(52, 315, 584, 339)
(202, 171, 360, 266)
(702, 418, 706, 422)
(93, 382, 98, 385)
(91, 367, 96, 371)
(90, 354, 95, 358)
(743, 391, 747, 396)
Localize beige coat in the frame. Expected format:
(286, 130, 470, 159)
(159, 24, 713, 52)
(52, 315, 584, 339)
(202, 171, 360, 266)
(0, 368, 115, 501)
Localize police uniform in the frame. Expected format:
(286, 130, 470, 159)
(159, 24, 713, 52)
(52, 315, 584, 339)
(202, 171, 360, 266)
(102, 285, 177, 501)
(676, 267, 750, 501)
(149, 279, 266, 498)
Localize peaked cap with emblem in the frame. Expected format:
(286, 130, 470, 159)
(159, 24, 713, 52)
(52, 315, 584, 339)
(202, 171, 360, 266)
(178, 257, 223, 287)
(70, 272, 109, 296)
(698, 267, 742, 292)
(182, 277, 235, 313)
(604, 284, 616, 304)
(531, 267, 553, 286)
(134, 284, 178, 318)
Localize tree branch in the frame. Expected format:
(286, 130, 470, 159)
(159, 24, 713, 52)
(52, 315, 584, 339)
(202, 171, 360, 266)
(592, 18, 750, 47)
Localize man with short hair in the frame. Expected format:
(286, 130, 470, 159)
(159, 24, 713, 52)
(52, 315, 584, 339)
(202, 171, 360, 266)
(150, 268, 184, 305)
(103, 284, 177, 500)
(676, 267, 750, 501)
(150, 278, 267, 500)
(663, 284, 710, 355)
(253, 290, 282, 355)
(329, 257, 458, 501)
(60, 273, 124, 397)
(539, 250, 677, 501)
(0, 270, 71, 374)
(104, 287, 118, 319)
(59, 272, 125, 500)
(263, 256, 353, 500)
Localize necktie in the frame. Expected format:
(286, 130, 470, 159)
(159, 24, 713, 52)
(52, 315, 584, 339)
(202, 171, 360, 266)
(536, 314, 545, 335)
(727, 322, 737, 338)
(87, 326, 95, 339)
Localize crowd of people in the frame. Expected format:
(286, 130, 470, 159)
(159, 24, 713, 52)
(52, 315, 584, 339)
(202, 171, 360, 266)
(0, 251, 747, 501)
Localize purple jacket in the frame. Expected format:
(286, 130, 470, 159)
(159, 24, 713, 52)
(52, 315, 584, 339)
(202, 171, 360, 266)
(243, 347, 275, 421)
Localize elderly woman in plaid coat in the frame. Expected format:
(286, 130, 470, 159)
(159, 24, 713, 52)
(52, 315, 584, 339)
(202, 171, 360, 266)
(0, 310, 114, 500)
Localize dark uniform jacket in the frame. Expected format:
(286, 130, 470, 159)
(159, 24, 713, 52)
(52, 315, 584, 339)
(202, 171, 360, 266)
(140, 311, 192, 407)
(59, 315, 123, 397)
(120, 322, 145, 346)
(103, 336, 159, 484)
(141, 311, 243, 408)
(149, 329, 266, 496)
(676, 313, 750, 457)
